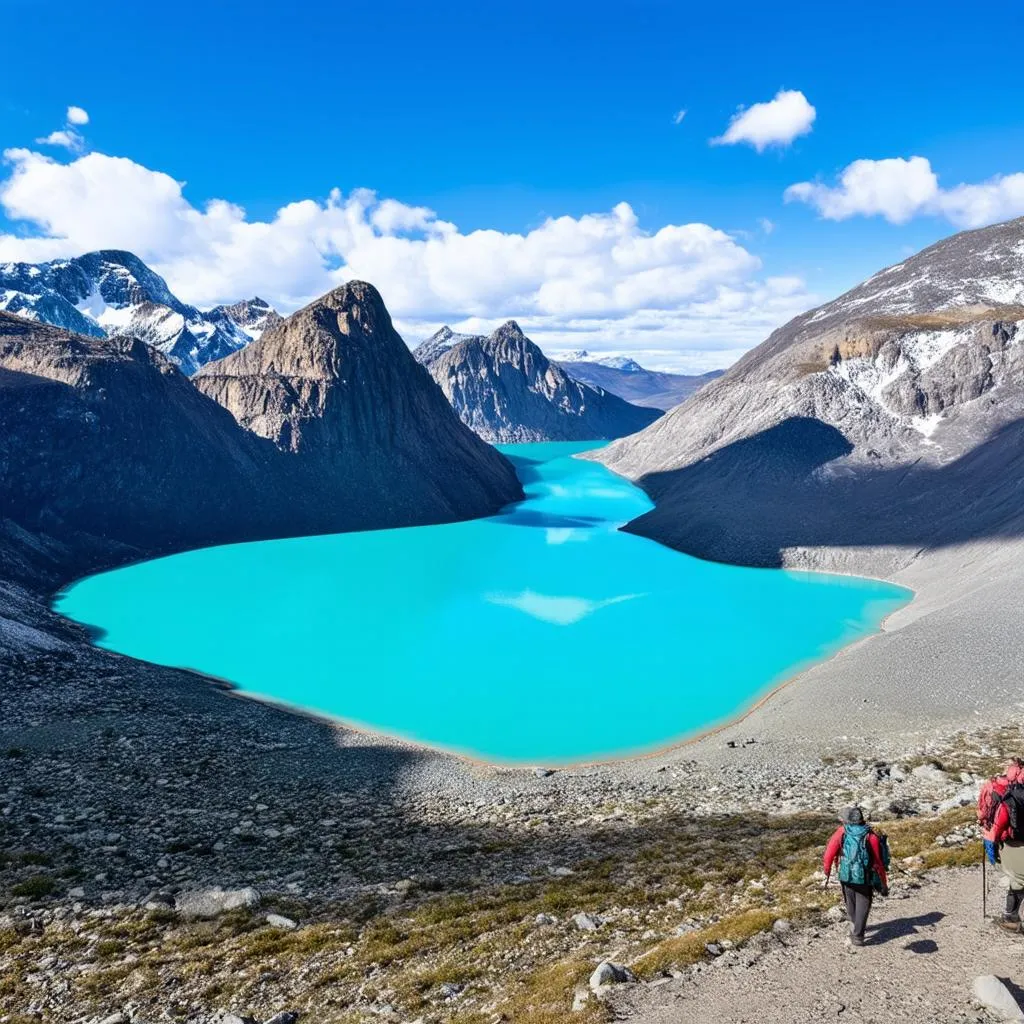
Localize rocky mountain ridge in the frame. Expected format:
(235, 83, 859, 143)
(414, 321, 661, 442)
(0, 251, 279, 375)
(195, 282, 521, 530)
(592, 215, 1024, 574)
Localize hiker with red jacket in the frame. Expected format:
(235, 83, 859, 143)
(978, 759, 1024, 866)
(823, 806, 889, 946)
(988, 774, 1024, 931)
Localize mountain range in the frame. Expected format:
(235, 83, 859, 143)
(555, 351, 725, 410)
(0, 251, 281, 376)
(593, 214, 1024, 577)
(0, 283, 521, 590)
(414, 322, 661, 442)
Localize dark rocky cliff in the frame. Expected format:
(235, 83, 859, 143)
(195, 281, 522, 533)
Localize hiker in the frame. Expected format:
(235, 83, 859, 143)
(978, 759, 1024, 866)
(989, 775, 1024, 931)
(823, 806, 889, 946)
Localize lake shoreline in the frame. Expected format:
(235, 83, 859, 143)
(53, 441, 909, 767)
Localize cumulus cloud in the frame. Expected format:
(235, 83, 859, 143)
(66, 106, 90, 126)
(673, 109, 687, 125)
(0, 144, 815, 372)
(712, 89, 815, 152)
(785, 156, 1024, 228)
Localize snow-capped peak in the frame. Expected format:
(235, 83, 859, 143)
(0, 252, 280, 375)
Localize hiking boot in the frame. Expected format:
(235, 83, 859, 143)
(998, 917, 1022, 934)
(849, 935, 866, 947)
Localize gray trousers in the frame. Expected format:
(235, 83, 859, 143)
(841, 882, 874, 940)
(1001, 841, 1024, 919)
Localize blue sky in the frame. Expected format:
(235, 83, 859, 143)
(2, 0, 1023, 370)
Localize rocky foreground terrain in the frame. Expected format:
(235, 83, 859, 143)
(414, 323, 660, 442)
(0, 612, 1019, 1024)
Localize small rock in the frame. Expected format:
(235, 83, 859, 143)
(705, 942, 723, 956)
(971, 975, 1024, 1021)
(67, 886, 85, 899)
(533, 767, 554, 778)
(266, 913, 297, 930)
(825, 905, 846, 923)
(548, 866, 574, 877)
(264, 1014, 300, 1024)
(535, 913, 558, 926)
(98, 1014, 125, 1024)
(589, 962, 636, 991)
(771, 918, 792, 936)
(571, 986, 591, 1012)
(572, 912, 601, 931)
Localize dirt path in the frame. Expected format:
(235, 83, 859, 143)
(610, 867, 1024, 1024)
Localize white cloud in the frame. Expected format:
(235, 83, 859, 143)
(712, 89, 815, 152)
(34, 105, 90, 153)
(0, 143, 816, 372)
(785, 156, 1024, 228)
(759, 217, 775, 235)
(34, 130, 84, 152)
(673, 109, 687, 125)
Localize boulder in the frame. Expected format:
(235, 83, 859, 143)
(971, 975, 1024, 1021)
(572, 912, 601, 931)
(174, 886, 261, 920)
(589, 962, 636, 991)
(911, 764, 950, 785)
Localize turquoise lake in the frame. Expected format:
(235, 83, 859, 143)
(56, 442, 910, 764)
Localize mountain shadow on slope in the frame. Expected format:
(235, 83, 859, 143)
(626, 414, 1024, 569)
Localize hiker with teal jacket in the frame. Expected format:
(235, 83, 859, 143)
(823, 806, 890, 946)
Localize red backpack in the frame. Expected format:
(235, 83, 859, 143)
(979, 775, 1011, 831)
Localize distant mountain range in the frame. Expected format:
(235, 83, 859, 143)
(0, 251, 281, 375)
(414, 322, 661, 442)
(555, 351, 725, 410)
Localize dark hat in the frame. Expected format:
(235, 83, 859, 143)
(843, 806, 865, 825)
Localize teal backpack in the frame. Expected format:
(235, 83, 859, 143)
(838, 824, 891, 889)
(838, 824, 872, 885)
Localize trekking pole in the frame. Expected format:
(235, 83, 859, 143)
(982, 846, 988, 920)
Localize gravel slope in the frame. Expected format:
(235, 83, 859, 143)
(611, 867, 1023, 1024)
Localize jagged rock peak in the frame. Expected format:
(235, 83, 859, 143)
(491, 320, 527, 343)
(422, 318, 661, 443)
(194, 281, 522, 520)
